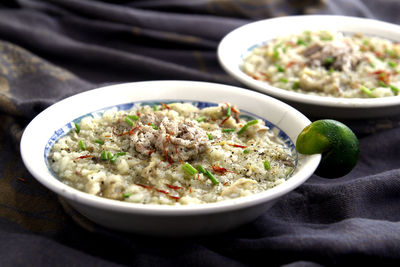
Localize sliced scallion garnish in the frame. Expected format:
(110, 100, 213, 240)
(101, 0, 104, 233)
(79, 140, 86, 151)
(237, 120, 258, 135)
(127, 115, 139, 121)
(390, 84, 399, 94)
(74, 122, 80, 134)
(205, 170, 219, 185)
(197, 165, 207, 174)
(360, 85, 375, 98)
(275, 64, 284, 72)
(207, 133, 213, 140)
(378, 80, 388, 87)
(101, 151, 108, 161)
(243, 148, 250, 154)
(292, 81, 299, 90)
(226, 106, 231, 117)
(324, 57, 335, 64)
(388, 60, 398, 68)
(122, 193, 131, 198)
(95, 139, 104, 145)
(125, 116, 134, 126)
(110, 152, 126, 163)
(264, 160, 271, 170)
(182, 163, 198, 176)
(197, 117, 205, 123)
(222, 128, 235, 133)
(149, 122, 158, 130)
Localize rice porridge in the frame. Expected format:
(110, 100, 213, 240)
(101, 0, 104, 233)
(242, 30, 400, 98)
(48, 102, 296, 205)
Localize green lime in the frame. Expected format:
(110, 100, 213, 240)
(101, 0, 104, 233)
(296, 119, 360, 178)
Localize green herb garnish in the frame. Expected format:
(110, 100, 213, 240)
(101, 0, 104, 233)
(360, 85, 375, 98)
(125, 116, 134, 126)
(207, 133, 213, 140)
(390, 84, 399, 94)
(182, 163, 198, 176)
(197, 117, 205, 123)
(292, 81, 299, 90)
(197, 165, 207, 174)
(226, 106, 231, 117)
(324, 57, 335, 64)
(149, 122, 158, 130)
(264, 160, 271, 170)
(127, 115, 139, 121)
(110, 152, 126, 163)
(237, 120, 258, 135)
(275, 64, 285, 72)
(74, 122, 80, 134)
(205, 170, 219, 185)
(79, 140, 86, 151)
(388, 60, 398, 68)
(222, 128, 235, 133)
(95, 139, 104, 145)
(101, 151, 108, 161)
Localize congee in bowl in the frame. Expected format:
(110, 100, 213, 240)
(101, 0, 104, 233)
(48, 101, 296, 205)
(242, 30, 400, 98)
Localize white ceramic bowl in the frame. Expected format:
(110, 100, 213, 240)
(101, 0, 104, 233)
(20, 81, 320, 236)
(218, 15, 400, 119)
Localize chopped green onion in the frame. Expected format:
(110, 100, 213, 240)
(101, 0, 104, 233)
(360, 85, 375, 98)
(237, 120, 258, 135)
(362, 39, 369, 46)
(107, 151, 113, 160)
(273, 49, 280, 60)
(390, 84, 399, 94)
(275, 64, 284, 72)
(369, 62, 376, 68)
(110, 152, 126, 163)
(243, 148, 250, 154)
(264, 160, 271, 170)
(388, 60, 397, 68)
(197, 165, 207, 174)
(153, 105, 159, 111)
(182, 163, 198, 176)
(122, 193, 131, 198)
(324, 57, 335, 64)
(378, 80, 388, 87)
(207, 133, 213, 140)
(149, 122, 158, 130)
(292, 81, 299, 90)
(279, 78, 288, 83)
(127, 115, 139, 121)
(222, 128, 235, 133)
(101, 151, 108, 161)
(226, 106, 231, 117)
(197, 116, 205, 123)
(79, 140, 86, 151)
(297, 39, 306, 46)
(205, 170, 219, 185)
(328, 67, 335, 74)
(386, 49, 396, 58)
(125, 116, 134, 126)
(95, 139, 104, 145)
(74, 122, 80, 134)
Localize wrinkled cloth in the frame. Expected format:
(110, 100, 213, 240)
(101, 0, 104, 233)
(1, 0, 400, 266)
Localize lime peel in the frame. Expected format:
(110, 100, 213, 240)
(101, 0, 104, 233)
(296, 119, 360, 178)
